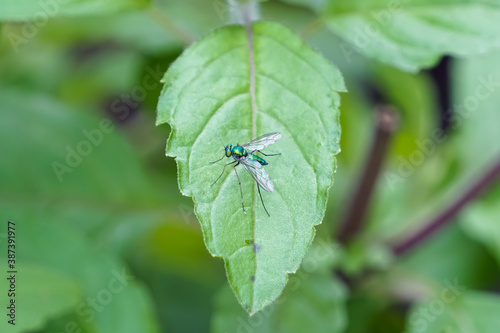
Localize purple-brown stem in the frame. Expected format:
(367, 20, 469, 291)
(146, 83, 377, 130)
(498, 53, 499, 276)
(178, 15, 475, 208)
(392, 156, 500, 256)
(338, 106, 399, 245)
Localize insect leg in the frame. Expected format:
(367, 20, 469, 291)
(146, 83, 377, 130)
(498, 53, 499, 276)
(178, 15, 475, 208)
(254, 150, 281, 157)
(209, 155, 225, 164)
(233, 163, 246, 215)
(211, 160, 237, 186)
(257, 184, 270, 217)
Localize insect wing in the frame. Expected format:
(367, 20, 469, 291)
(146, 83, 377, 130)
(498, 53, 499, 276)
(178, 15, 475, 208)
(241, 157, 275, 192)
(242, 132, 282, 152)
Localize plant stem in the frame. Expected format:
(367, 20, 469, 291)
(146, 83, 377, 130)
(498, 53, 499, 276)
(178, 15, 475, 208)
(392, 156, 500, 256)
(338, 106, 399, 245)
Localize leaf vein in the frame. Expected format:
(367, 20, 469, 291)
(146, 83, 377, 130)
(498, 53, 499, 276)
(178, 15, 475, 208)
(169, 44, 246, 118)
(257, 72, 327, 135)
(254, 33, 333, 90)
(261, 111, 317, 188)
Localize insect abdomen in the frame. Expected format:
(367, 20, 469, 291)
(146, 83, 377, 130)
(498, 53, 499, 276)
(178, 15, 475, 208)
(249, 154, 268, 165)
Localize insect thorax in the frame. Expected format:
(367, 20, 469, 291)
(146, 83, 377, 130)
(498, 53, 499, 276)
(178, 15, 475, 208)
(231, 146, 247, 158)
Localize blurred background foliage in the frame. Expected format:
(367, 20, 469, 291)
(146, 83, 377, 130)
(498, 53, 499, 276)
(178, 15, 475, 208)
(1, 0, 500, 332)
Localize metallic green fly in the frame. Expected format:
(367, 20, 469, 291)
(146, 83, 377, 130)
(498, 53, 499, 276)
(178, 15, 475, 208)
(210, 132, 282, 217)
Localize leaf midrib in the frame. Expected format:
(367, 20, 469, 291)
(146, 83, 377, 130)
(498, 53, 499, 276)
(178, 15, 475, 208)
(246, 22, 260, 311)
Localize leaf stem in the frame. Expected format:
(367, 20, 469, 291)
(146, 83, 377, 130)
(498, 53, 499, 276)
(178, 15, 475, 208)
(338, 106, 399, 245)
(391, 156, 500, 256)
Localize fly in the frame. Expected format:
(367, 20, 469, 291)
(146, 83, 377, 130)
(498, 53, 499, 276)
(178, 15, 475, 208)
(210, 132, 282, 217)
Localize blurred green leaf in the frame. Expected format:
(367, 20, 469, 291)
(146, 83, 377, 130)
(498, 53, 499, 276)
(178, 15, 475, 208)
(261, 0, 316, 31)
(128, 222, 226, 333)
(342, 226, 499, 333)
(461, 185, 500, 265)
(4, 12, 182, 55)
(130, 223, 223, 285)
(450, 49, 500, 266)
(332, 83, 373, 173)
(16, 0, 287, 56)
(322, 86, 372, 237)
(3, 1, 500, 331)
(18, 219, 160, 333)
(210, 241, 347, 333)
(0, 40, 69, 91)
(450, 50, 500, 186)
(364, 65, 442, 240)
(327, 64, 440, 242)
(323, 0, 500, 71)
(0, 87, 167, 332)
(59, 49, 144, 104)
(0, 264, 82, 332)
(279, 0, 329, 12)
(406, 291, 500, 333)
(0, 86, 164, 233)
(33, 0, 221, 55)
(340, 241, 393, 276)
(399, 224, 499, 289)
(372, 64, 438, 160)
(0, 0, 149, 21)
(344, 292, 407, 333)
(157, 21, 345, 313)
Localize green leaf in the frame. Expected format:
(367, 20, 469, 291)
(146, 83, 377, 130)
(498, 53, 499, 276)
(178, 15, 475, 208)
(450, 50, 500, 266)
(210, 241, 347, 333)
(400, 224, 499, 288)
(0, 264, 82, 332)
(127, 221, 225, 333)
(323, 0, 500, 71)
(330, 64, 440, 242)
(156, 21, 345, 313)
(0, 86, 162, 230)
(279, 0, 329, 12)
(0, 0, 149, 21)
(7, 218, 160, 333)
(364, 65, 442, 239)
(33, 13, 183, 55)
(450, 50, 500, 185)
(371, 64, 438, 161)
(406, 291, 500, 333)
(462, 189, 500, 266)
(0, 87, 162, 332)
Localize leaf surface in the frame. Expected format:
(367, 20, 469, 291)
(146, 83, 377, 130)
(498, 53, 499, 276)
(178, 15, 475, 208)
(157, 21, 345, 313)
(450, 50, 500, 265)
(406, 291, 500, 333)
(0, 264, 81, 332)
(324, 0, 500, 71)
(0, 87, 162, 332)
(0, 0, 149, 20)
